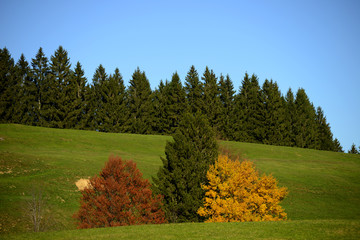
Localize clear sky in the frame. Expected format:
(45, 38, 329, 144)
(1, 0, 359, 151)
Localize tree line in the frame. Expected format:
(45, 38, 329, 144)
(0, 46, 343, 152)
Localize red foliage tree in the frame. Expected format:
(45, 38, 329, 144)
(73, 156, 167, 228)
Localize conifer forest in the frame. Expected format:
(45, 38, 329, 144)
(0, 46, 343, 152)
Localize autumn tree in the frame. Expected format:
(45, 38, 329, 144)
(74, 156, 166, 228)
(198, 154, 288, 222)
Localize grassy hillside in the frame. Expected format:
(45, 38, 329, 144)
(1, 124, 360, 238)
(7, 220, 360, 240)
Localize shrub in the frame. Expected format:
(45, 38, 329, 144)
(198, 154, 288, 222)
(73, 156, 166, 228)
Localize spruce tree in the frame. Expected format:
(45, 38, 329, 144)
(315, 106, 334, 151)
(0, 47, 16, 123)
(92, 64, 108, 131)
(47, 46, 72, 128)
(233, 73, 264, 143)
(218, 74, 235, 140)
(348, 143, 359, 154)
(13, 54, 35, 124)
(125, 67, 153, 134)
(82, 84, 96, 130)
(261, 79, 285, 145)
(153, 112, 218, 223)
(64, 62, 87, 129)
(283, 88, 296, 146)
(202, 67, 221, 131)
(293, 88, 317, 149)
(31, 47, 49, 126)
(152, 80, 169, 134)
(333, 138, 343, 152)
(104, 68, 127, 132)
(184, 65, 203, 114)
(165, 72, 186, 133)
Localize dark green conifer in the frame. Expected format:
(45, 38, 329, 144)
(152, 80, 169, 134)
(43, 46, 72, 128)
(92, 64, 108, 131)
(315, 106, 334, 151)
(125, 67, 153, 134)
(184, 65, 203, 114)
(262, 79, 285, 145)
(0, 48, 16, 123)
(166, 72, 186, 133)
(293, 88, 317, 149)
(218, 74, 235, 140)
(13, 54, 36, 124)
(31, 47, 49, 125)
(283, 88, 296, 146)
(202, 67, 221, 132)
(333, 138, 343, 152)
(348, 143, 359, 154)
(103, 68, 127, 132)
(82, 84, 96, 130)
(233, 73, 264, 143)
(64, 62, 87, 129)
(153, 112, 218, 223)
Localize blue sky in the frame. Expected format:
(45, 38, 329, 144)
(1, 0, 359, 151)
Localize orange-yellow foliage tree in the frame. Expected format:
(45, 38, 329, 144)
(197, 154, 288, 222)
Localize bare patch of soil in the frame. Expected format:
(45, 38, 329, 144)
(75, 178, 91, 191)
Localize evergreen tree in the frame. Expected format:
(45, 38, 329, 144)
(165, 72, 186, 133)
(0, 47, 16, 123)
(152, 80, 168, 134)
(315, 106, 334, 151)
(13, 54, 36, 124)
(261, 79, 285, 145)
(184, 65, 203, 114)
(283, 88, 296, 146)
(233, 73, 264, 143)
(218, 74, 235, 140)
(202, 67, 221, 131)
(46, 46, 72, 128)
(31, 47, 49, 125)
(64, 62, 87, 129)
(92, 64, 108, 131)
(348, 143, 359, 154)
(125, 67, 153, 134)
(293, 88, 317, 149)
(153, 112, 218, 223)
(333, 138, 343, 152)
(82, 84, 96, 130)
(103, 68, 127, 132)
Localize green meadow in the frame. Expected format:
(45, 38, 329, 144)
(1, 124, 359, 239)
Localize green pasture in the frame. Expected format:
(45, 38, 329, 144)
(1, 124, 359, 239)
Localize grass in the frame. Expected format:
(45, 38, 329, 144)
(1, 124, 360, 239)
(6, 220, 360, 240)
